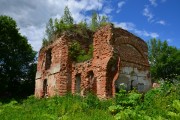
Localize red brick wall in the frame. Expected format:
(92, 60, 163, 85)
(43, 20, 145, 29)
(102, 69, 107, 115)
(35, 24, 151, 99)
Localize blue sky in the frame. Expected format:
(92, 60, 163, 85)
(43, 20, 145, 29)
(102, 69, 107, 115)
(102, 0, 180, 48)
(0, 0, 179, 51)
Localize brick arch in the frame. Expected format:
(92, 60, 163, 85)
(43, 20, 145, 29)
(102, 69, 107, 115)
(120, 43, 145, 60)
(114, 37, 147, 60)
(114, 43, 147, 66)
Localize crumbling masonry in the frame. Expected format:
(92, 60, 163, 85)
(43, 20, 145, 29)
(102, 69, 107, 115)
(35, 24, 151, 99)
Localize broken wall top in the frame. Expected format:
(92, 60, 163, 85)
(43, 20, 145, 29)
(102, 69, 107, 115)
(37, 24, 149, 72)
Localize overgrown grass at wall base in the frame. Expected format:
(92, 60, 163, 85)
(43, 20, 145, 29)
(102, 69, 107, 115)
(0, 94, 114, 120)
(0, 82, 179, 120)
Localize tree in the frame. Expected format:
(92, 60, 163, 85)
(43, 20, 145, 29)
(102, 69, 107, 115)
(42, 18, 55, 47)
(90, 12, 109, 31)
(45, 18, 55, 42)
(99, 15, 109, 27)
(42, 6, 74, 47)
(148, 38, 180, 82)
(61, 6, 74, 25)
(90, 12, 99, 31)
(0, 15, 37, 99)
(78, 20, 88, 29)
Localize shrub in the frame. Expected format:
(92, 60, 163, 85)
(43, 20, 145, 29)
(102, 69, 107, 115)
(69, 41, 93, 62)
(168, 100, 180, 120)
(115, 89, 142, 108)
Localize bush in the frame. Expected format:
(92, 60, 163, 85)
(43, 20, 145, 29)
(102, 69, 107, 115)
(168, 100, 180, 120)
(69, 41, 93, 62)
(108, 81, 180, 119)
(115, 89, 142, 108)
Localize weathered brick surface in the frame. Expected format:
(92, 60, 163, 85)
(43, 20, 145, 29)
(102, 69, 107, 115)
(35, 24, 151, 99)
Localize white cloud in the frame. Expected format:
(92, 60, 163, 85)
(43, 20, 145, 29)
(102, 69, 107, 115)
(143, 4, 167, 24)
(103, 7, 113, 14)
(167, 38, 172, 43)
(143, 5, 154, 22)
(115, 22, 135, 31)
(134, 29, 159, 38)
(156, 20, 166, 25)
(118, 1, 126, 8)
(115, 22, 159, 38)
(117, 1, 126, 13)
(19, 25, 46, 51)
(0, 0, 103, 51)
(116, 10, 121, 13)
(149, 0, 157, 7)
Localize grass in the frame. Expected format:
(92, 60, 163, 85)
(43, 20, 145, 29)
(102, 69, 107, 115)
(0, 94, 114, 120)
(0, 82, 179, 120)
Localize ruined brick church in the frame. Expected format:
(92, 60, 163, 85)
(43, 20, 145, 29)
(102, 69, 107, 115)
(35, 24, 151, 99)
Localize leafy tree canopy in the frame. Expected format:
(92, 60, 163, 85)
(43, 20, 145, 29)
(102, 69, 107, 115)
(148, 38, 180, 82)
(0, 15, 37, 99)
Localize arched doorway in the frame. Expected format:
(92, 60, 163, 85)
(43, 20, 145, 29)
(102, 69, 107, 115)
(106, 57, 119, 97)
(43, 79, 48, 97)
(75, 74, 81, 94)
(130, 72, 138, 90)
(86, 71, 96, 95)
(114, 75, 129, 93)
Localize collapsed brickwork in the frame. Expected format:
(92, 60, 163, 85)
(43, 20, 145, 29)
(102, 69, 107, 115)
(35, 24, 151, 99)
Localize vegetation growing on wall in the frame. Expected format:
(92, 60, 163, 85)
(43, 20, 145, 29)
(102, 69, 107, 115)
(69, 41, 93, 62)
(42, 6, 109, 47)
(42, 6, 109, 62)
(90, 11, 109, 31)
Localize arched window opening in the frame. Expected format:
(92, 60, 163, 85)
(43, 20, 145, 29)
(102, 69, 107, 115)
(45, 48, 52, 70)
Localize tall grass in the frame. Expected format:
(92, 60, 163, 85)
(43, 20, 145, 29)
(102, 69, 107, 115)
(0, 82, 179, 120)
(0, 94, 114, 120)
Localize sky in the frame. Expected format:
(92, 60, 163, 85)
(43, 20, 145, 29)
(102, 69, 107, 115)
(0, 0, 180, 51)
